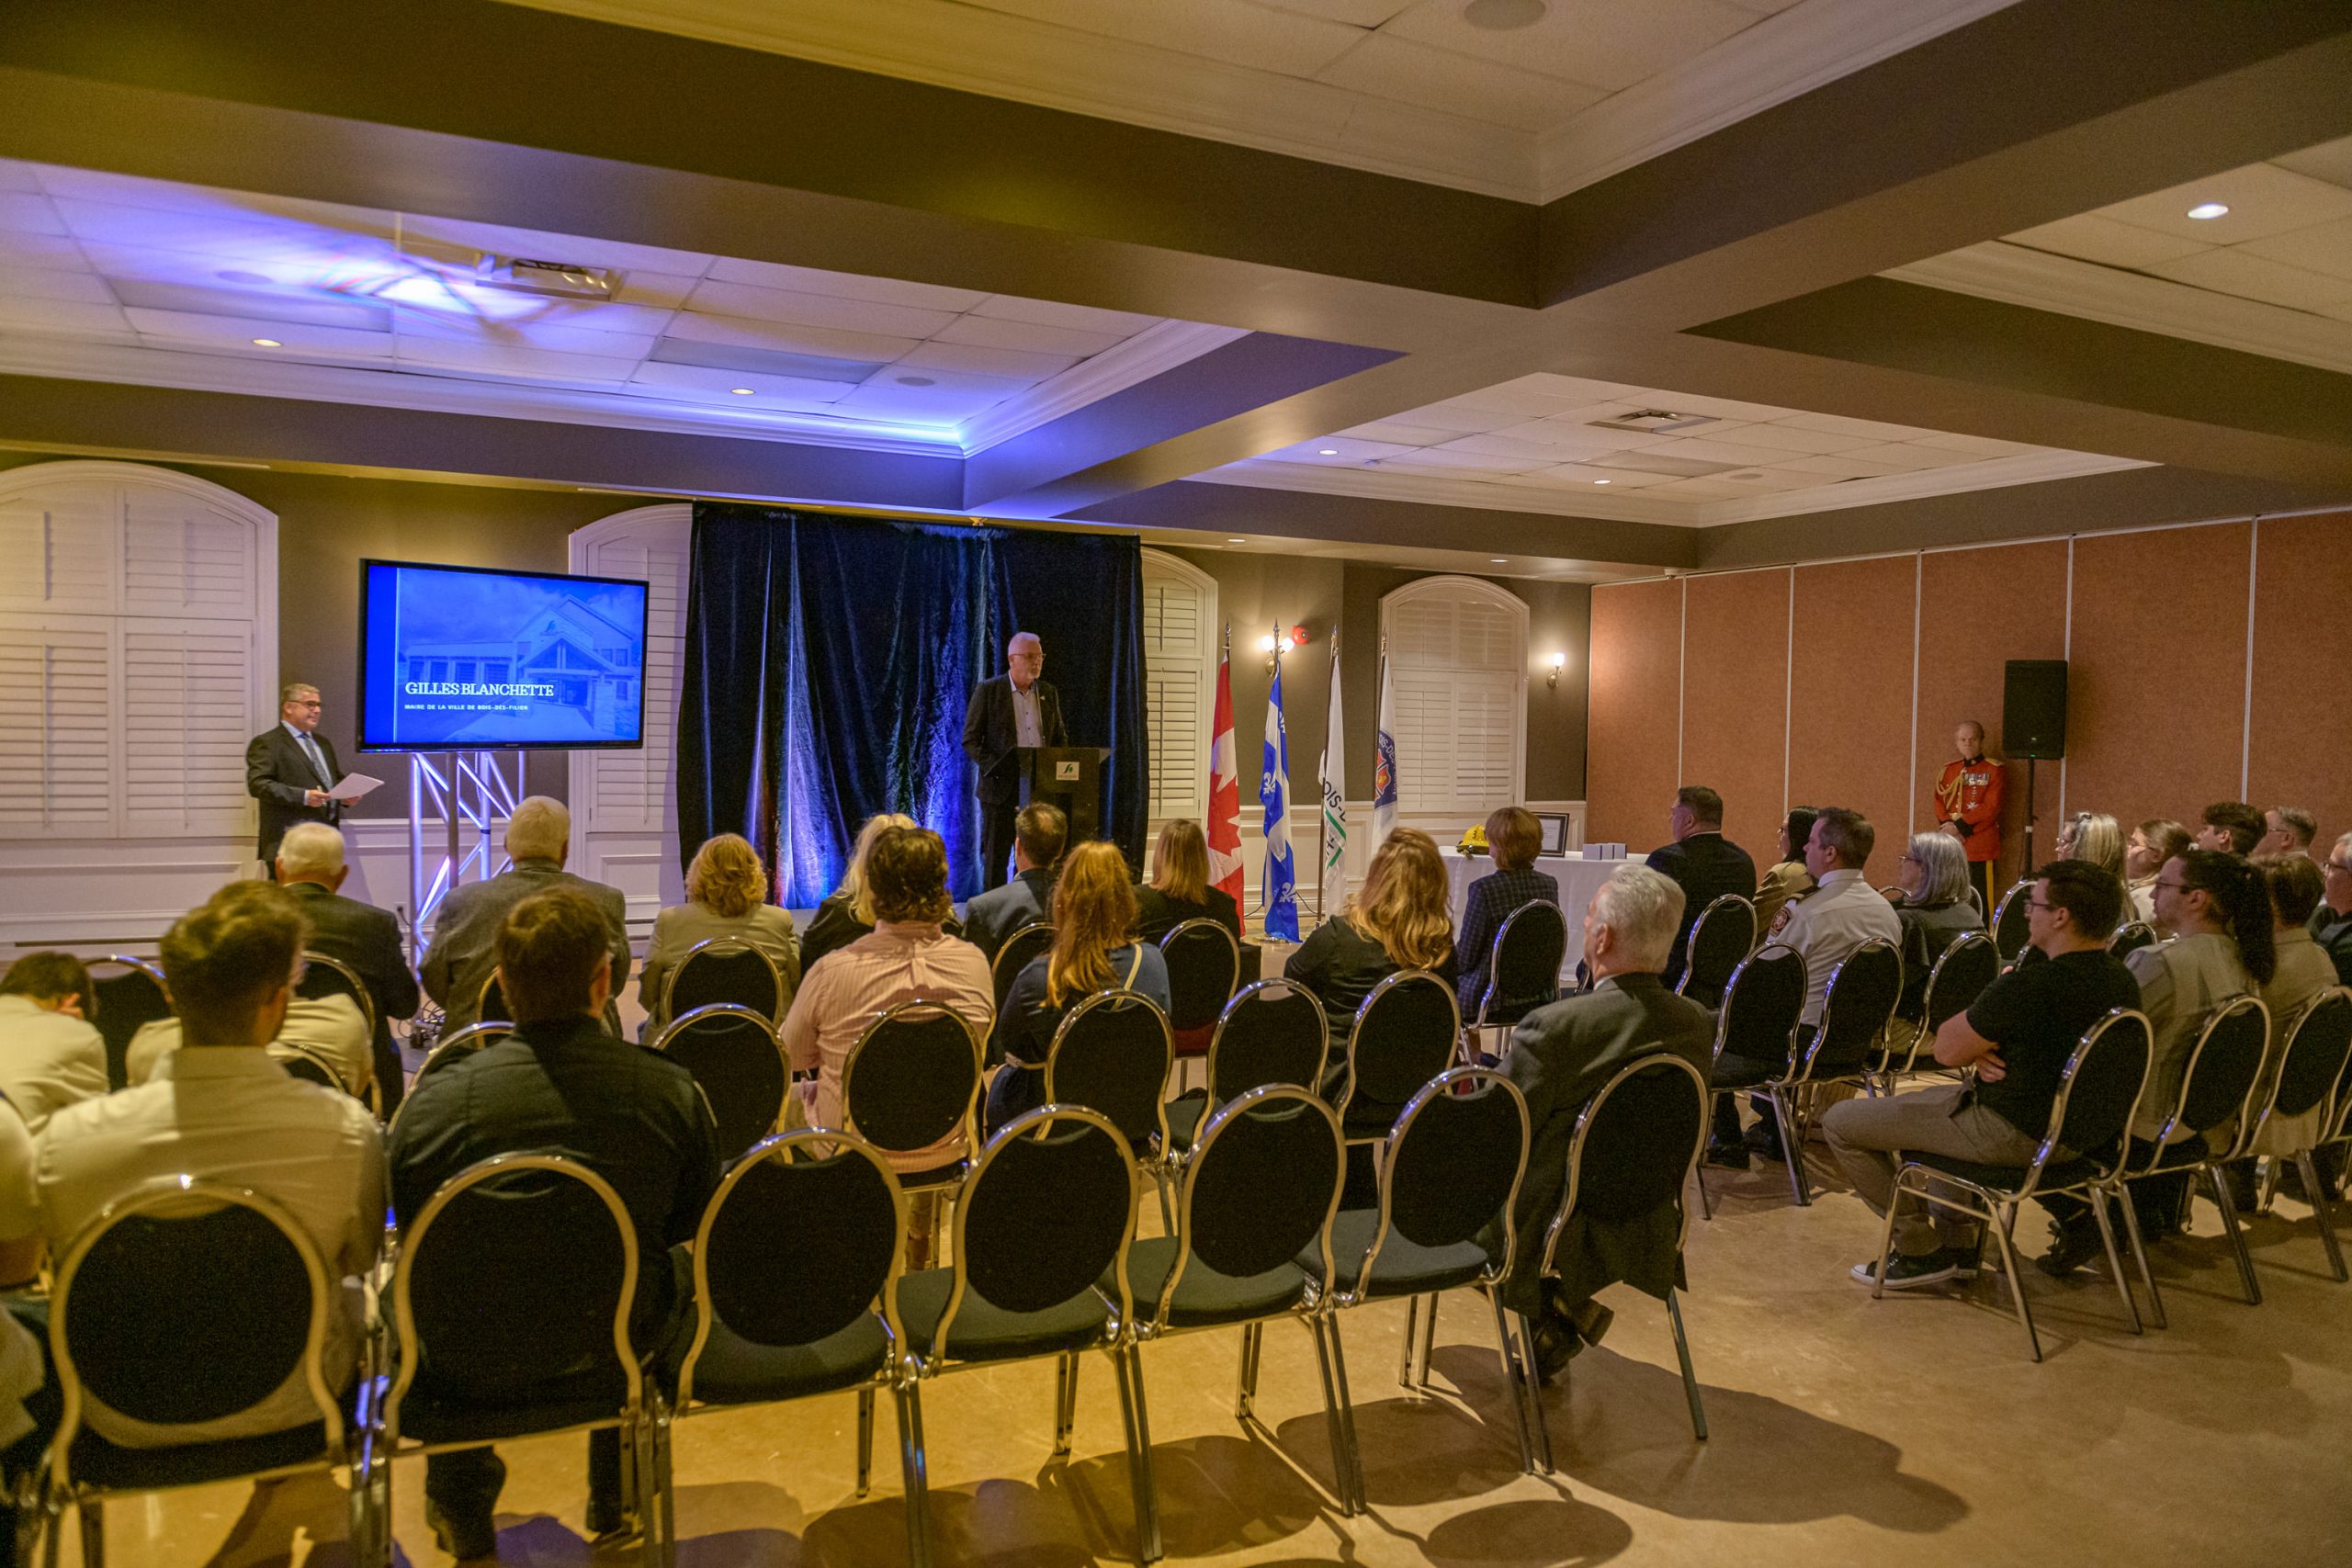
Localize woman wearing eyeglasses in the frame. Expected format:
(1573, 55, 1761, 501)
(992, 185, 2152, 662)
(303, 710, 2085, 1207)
(1885, 832, 1984, 1025)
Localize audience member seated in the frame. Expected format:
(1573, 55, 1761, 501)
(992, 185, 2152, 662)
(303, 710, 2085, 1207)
(2195, 801, 2264, 856)
(2053, 811, 2125, 881)
(390, 888, 719, 1557)
(961, 802, 1065, 961)
(2125, 818, 2189, 925)
(1709, 807, 1900, 1168)
(784, 825, 993, 1260)
(0, 1093, 40, 1291)
(125, 985, 372, 1096)
(1285, 827, 1457, 1089)
(1824, 860, 2139, 1289)
(2041, 847, 2273, 1264)
(1132, 818, 1242, 942)
(2222, 854, 2340, 1207)
(0, 953, 108, 1134)
(423, 796, 629, 1036)
(1751, 807, 1820, 937)
(2315, 831, 2352, 985)
(276, 823, 420, 1111)
(1493, 864, 1714, 1380)
(986, 840, 1170, 1135)
(639, 831, 801, 1035)
(2259, 805, 2317, 860)
(1456, 806, 1562, 1013)
(799, 812, 967, 972)
(1643, 785, 1757, 992)
(32, 882, 383, 1447)
(1885, 832, 1984, 1023)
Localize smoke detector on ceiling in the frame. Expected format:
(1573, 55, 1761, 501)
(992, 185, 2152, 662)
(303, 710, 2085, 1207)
(1588, 409, 1719, 434)
(476, 255, 620, 300)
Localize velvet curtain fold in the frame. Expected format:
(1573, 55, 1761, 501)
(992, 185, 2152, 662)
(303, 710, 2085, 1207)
(679, 504, 1148, 906)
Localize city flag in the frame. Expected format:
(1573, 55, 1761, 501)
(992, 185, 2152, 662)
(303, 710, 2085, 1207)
(1206, 628, 1245, 908)
(1372, 642, 1398, 848)
(1317, 631, 1347, 911)
(1259, 638, 1300, 941)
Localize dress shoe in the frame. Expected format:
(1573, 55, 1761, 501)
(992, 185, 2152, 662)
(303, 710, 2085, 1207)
(1849, 1249, 1965, 1290)
(2036, 1222, 2104, 1279)
(1528, 1311, 1579, 1385)
(425, 1500, 496, 1562)
(1703, 1142, 1750, 1170)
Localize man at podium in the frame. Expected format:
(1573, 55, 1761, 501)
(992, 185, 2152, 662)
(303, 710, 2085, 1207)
(963, 631, 1067, 889)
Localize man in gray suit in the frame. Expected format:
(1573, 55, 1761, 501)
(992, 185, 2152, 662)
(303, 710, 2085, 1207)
(1493, 863, 1716, 1382)
(423, 796, 630, 1035)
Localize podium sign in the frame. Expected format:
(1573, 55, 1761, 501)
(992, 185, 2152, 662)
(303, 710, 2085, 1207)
(1019, 745, 1111, 842)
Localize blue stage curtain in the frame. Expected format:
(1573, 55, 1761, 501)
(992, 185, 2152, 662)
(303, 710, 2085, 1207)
(679, 503, 1149, 906)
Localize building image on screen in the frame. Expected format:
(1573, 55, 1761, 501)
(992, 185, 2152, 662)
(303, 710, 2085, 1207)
(360, 561, 649, 750)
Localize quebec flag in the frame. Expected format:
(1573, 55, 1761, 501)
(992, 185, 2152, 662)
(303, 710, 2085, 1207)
(1259, 649, 1301, 941)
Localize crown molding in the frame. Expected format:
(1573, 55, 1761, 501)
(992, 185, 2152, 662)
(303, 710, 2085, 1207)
(1194, 446, 2150, 526)
(958, 321, 1252, 454)
(1885, 242, 2352, 378)
(1532, 0, 2019, 200)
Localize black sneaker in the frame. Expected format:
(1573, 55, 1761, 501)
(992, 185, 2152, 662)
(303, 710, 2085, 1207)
(425, 1500, 496, 1562)
(1703, 1142, 1751, 1170)
(2036, 1223, 2104, 1278)
(1849, 1249, 1964, 1289)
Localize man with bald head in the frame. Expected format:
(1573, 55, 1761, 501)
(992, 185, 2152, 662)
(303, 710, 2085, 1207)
(963, 631, 1068, 889)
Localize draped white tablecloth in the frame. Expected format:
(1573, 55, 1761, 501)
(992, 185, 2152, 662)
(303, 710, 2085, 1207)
(1442, 848, 1647, 981)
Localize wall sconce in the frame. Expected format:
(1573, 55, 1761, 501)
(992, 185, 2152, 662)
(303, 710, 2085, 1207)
(1547, 650, 1566, 688)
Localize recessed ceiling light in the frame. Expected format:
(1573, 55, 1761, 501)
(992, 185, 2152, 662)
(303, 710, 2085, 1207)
(250, 337, 282, 347)
(895, 375, 937, 387)
(729, 387, 755, 395)
(1317, 448, 1340, 456)
(1491, 558, 1509, 563)
(1592, 479, 1611, 485)
(1227, 537, 1247, 544)
(2187, 202, 2230, 220)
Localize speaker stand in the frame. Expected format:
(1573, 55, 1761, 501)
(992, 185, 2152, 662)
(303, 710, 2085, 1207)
(2022, 757, 2038, 874)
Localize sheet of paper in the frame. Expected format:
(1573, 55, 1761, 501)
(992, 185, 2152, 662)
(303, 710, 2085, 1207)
(329, 773, 384, 802)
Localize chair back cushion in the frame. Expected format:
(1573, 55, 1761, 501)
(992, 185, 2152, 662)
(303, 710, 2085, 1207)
(1813, 941, 1903, 1073)
(1207, 983, 1327, 1103)
(704, 1144, 896, 1348)
(278, 1049, 345, 1092)
(89, 963, 171, 1090)
(2272, 991, 2352, 1122)
(669, 943, 780, 1023)
(1991, 883, 2033, 962)
(843, 1006, 978, 1155)
(1566, 1056, 1706, 1225)
(660, 1006, 786, 1160)
(1159, 920, 1240, 1031)
(1922, 933, 2000, 1033)
(1719, 945, 1805, 1068)
(1046, 994, 1170, 1147)
(1185, 1091, 1340, 1280)
(1481, 903, 1567, 1025)
(1385, 1075, 1524, 1251)
(2109, 922, 2157, 959)
(992, 924, 1055, 1011)
(1681, 897, 1756, 1008)
(961, 1117, 1131, 1314)
(1346, 972, 1459, 1116)
(2177, 998, 2269, 1134)
(2049, 1010, 2152, 1156)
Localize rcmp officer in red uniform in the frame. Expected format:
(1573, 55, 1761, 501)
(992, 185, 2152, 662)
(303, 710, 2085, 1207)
(1934, 720, 2007, 916)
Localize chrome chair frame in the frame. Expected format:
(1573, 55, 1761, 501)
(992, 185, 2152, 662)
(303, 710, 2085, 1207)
(1045, 989, 1177, 1229)
(650, 1003, 793, 1158)
(1694, 943, 1808, 1220)
(273, 1039, 352, 1097)
(1467, 899, 1568, 1041)
(1988, 880, 2033, 964)
(2109, 921, 2157, 958)
(841, 998, 987, 1259)
(660, 937, 788, 1031)
(1870, 931, 1998, 1094)
(2243, 988, 2352, 1283)
(1674, 894, 1757, 1009)
(300, 951, 379, 1043)
(1335, 968, 1461, 1148)
(1757, 938, 1902, 1207)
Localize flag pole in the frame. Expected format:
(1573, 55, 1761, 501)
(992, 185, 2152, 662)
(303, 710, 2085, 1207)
(1317, 626, 1331, 924)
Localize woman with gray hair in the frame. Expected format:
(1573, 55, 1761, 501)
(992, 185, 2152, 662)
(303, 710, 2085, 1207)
(1886, 830, 1983, 1022)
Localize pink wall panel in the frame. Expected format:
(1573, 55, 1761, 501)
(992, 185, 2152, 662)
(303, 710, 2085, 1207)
(2065, 523, 2250, 837)
(2246, 511, 2352, 849)
(1915, 541, 2069, 888)
(1679, 570, 1792, 863)
(1586, 578, 1683, 847)
(1789, 555, 1918, 884)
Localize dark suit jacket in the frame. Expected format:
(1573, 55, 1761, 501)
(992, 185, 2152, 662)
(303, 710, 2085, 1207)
(1644, 832, 1758, 989)
(962, 674, 1068, 804)
(962, 867, 1056, 960)
(1494, 972, 1715, 1315)
(284, 879, 420, 1110)
(421, 858, 631, 1034)
(1133, 885, 1241, 943)
(246, 724, 344, 863)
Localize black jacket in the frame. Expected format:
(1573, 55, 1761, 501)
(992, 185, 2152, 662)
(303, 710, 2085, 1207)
(1133, 885, 1241, 943)
(962, 674, 1067, 804)
(284, 879, 420, 1111)
(1643, 832, 1758, 989)
(963, 867, 1057, 961)
(246, 724, 344, 863)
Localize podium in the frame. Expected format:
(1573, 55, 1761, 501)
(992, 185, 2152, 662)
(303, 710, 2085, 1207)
(1018, 745, 1111, 842)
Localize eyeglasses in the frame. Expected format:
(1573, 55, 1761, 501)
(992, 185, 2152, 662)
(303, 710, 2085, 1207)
(2326, 860, 2352, 875)
(2152, 878, 2190, 893)
(2026, 897, 2054, 911)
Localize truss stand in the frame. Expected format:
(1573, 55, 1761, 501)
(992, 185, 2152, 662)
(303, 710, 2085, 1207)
(407, 751, 525, 963)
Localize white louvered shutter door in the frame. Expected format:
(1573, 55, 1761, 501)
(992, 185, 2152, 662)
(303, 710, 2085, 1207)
(120, 623, 254, 834)
(1140, 561, 1210, 821)
(584, 531, 689, 833)
(0, 625, 118, 834)
(121, 488, 256, 618)
(1381, 581, 1525, 816)
(0, 482, 118, 615)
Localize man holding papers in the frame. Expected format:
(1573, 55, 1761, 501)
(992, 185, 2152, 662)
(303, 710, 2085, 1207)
(247, 682, 370, 868)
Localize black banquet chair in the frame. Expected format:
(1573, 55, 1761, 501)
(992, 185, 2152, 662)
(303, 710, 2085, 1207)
(85, 956, 170, 1091)
(1046, 990, 1176, 1224)
(1869, 1009, 2154, 1362)
(2246, 989, 2352, 1282)
(2109, 920, 2157, 959)
(1694, 943, 1807, 1219)
(1871, 931, 1999, 1094)
(1159, 917, 1241, 1079)
(1989, 881, 2034, 964)
(651, 1003, 790, 1162)
(1467, 900, 1568, 1041)
(841, 998, 985, 1253)
(297, 952, 379, 1043)
(40, 1178, 368, 1568)
(893, 1105, 1161, 1564)
(650, 1129, 924, 1567)
(1164, 978, 1329, 1155)
(662, 938, 786, 1028)
(986, 921, 1055, 1065)
(1676, 894, 1756, 1010)
(1755, 939, 1901, 1207)
(1334, 970, 1460, 1145)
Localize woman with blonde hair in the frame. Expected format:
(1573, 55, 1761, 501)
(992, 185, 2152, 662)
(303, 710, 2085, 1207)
(801, 812, 954, 973)
(639, 832, 801, 1033)
(1133, 818, 1242, 942)
(2055, 811, 2126, 880)
(986, 840, 1171, 1133)
(1284, 827, 1457, 1065)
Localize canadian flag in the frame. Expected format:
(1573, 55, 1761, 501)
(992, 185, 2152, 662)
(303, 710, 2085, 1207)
(1206, 628, 1245, 907)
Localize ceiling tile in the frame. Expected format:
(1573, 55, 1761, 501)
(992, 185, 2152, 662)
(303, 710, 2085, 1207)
(1773, 452, 1916, 478)
(1777, 411, 1937, 441)
(1515, 373, 1650, 402)
(2097, 163, 2352, 245)
(125, 307, 392, 357)
(1367, 444, 1546, 472)
(1251, 0, 1416, 24)
(395, 212, 714, 278)
(891, 338, 1078, 382)
(1704, 468, 1820, 494)
(626, 360, 852, 406)
(1336, 420, 1463, 446)
(664, 310, 922, 364)
(933, 312, 1126, 358)
(1639, 477, 1755, 501)
(1262, 435, 1420, 464)
(1826, 442, 1969, 471)
(393, 311, 657, 359)
(2274, 134, 2352, 192)
(1909, 432, 2041, 457)
(831, 378, 1025, 423)
(0, 161, 40, 193)
(702, 254, 989, 311)
(1316, 34, 1606, 132)
(2233, 216, 2352, 285)
(1635, 435, 1810, 468)
(55, 198, 378, 265)
(1586, 448, 1740, 477)
(0, 268, 115, 305)
(1717, 422, 1881, 455)
(967, 294, 1161, 338)
(0, 296, 129, 336)
(0, 230, 85, 266)
(614, 271, 707, 311)
(2143, 247, 2352, 311)
(1379, 0, 1759, 90)
(2003, 211, 2211, 269)
(1436, 432, 1592, 461)
(684, 277, 962, 339)
(0, 192, 66, 236)
(1525, 462, 1677, 489)
(393, 335, 636, 382)
(962, 0, 1366, 75)
(1486, 419, 1641, 457)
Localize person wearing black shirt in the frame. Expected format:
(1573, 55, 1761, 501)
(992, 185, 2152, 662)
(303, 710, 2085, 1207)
(390, 888, 720, 1559)
(961, 802, 1064, 960)
(1823, 860, 2139, 1290)
(1284, 828, 1458, 1091)
(1642, 786, 1757, 992)
(1132, 818, 1243, 942)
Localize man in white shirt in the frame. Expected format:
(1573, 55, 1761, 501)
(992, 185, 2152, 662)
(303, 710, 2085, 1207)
(0, 953, 110, 1134)
(1709, 807, 1902, 1167)
(123, 990, 372, 1098)
(33, 881, 384, 1448)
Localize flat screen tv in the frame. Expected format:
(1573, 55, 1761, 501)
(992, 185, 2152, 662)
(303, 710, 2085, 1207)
(357, 559, 649, 751)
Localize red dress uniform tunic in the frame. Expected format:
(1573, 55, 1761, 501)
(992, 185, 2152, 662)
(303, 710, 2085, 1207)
(1934, 754, 2006, 864)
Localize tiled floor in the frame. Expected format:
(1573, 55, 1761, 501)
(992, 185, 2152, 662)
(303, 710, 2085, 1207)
(77, 1141, 2352, 1568)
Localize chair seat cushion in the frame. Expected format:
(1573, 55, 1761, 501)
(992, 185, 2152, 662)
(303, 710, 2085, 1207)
(680, 1313, 890, 1405)
(1908, 1150, 2102, 1193)
(894, 1267, 1109, 1364)
(65, 1419, 334, 1491)
(1116, 1236, 1306, 1329)
(1164, 1090, 1208, 1152)
(1170, 1023, 1214, 1058)
(1299, 1209, 1492, 1300)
